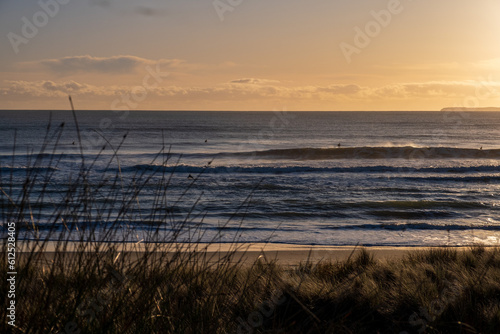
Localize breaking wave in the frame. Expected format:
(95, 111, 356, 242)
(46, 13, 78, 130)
(123, 163, 500, 175)
(221, 146, 500, 160)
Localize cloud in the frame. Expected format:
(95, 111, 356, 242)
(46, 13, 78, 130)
(16, 55, 238, 79)
(0, 79, 361, 102)
(156, 81, 500, 102)
(30, 55, 183, 75)
(88, 1, 167, 17)
(230, 78, 280, 85)
(314, 84, 361, 95)
(133, 6, 168, 17)
(382, 59, 500, 74)
(0, 80, 119, 98)
(3, 79, 500, 107)
(473, 58, 500, 70)
(366, 81, 500, 100)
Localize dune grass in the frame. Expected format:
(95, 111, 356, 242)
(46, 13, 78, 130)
(2, 244, 500, 333)
(2, 106, 500, 333)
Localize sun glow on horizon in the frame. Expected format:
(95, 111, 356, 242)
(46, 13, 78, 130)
(1, 0, 500, 110)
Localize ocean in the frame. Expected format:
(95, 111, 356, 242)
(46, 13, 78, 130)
(1, 110, 500, 247)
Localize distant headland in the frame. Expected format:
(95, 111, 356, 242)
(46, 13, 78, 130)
(441, 107, 500, 112)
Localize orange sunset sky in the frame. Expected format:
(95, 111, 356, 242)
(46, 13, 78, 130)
(1, 0, 500, 111)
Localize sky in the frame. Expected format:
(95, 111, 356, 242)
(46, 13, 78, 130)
(1, 0, 500, 111)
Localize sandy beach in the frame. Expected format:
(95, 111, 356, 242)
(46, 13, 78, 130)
(186, 243, 482, 265)
(17, 241, 484, 266)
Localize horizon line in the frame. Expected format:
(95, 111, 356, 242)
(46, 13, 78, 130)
(2, 109, 496, 112)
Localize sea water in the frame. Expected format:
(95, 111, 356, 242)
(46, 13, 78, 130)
(1, 110, 499, 246)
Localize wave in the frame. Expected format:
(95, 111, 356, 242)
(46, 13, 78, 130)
(5, 146, 500, 162)
(0, 166, 59, 173)
(123, 163, 500, 175)
(0, 153, 98, 160)
(366, 210, 457, 219)
(352, 200, 490, 210)
(400, 175, 500, 183)
(222, 146, 500, 160)
(321, 222, 500, 231)
(12, 221, 500, 234)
